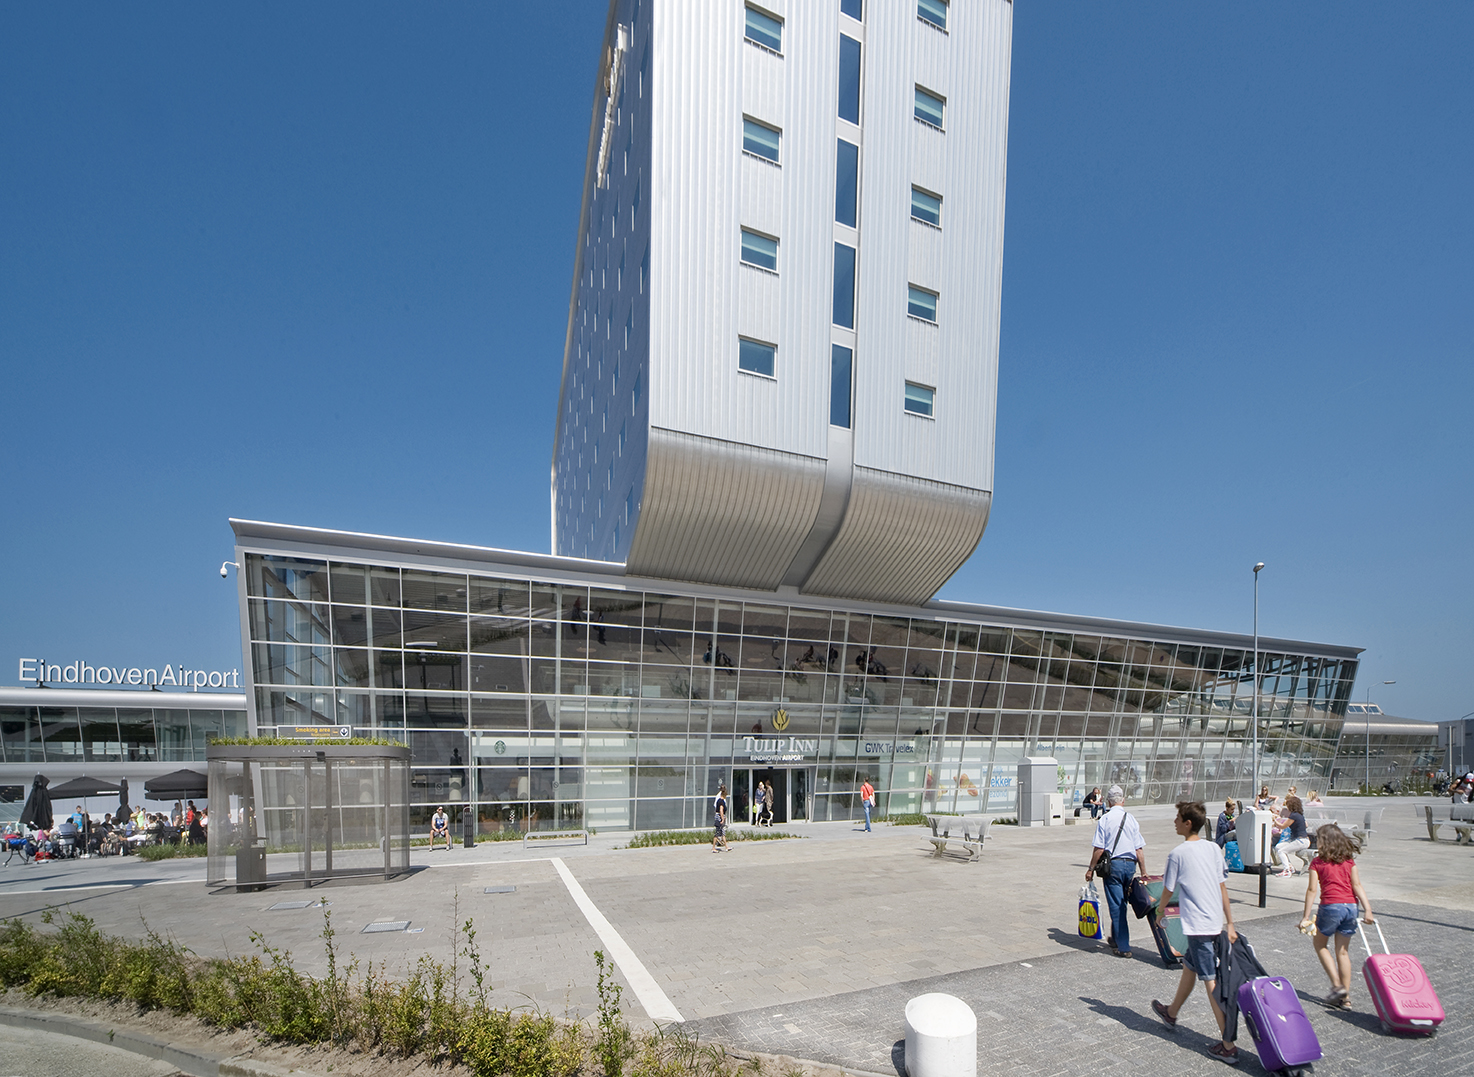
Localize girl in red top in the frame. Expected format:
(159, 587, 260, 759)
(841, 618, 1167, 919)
(1299, 824, 1374, 1009)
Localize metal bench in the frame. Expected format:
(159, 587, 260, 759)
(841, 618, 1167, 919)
(924, 814, 992, 862)
(1420, 805, 1474, 845)
(522, 829, 589, 850)
(1349, 808, 1382, 851)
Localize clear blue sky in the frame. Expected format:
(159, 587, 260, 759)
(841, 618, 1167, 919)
(2, 3, 1469, 723)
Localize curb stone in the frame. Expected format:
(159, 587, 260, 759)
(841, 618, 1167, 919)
(0, 1005, 329, 1077)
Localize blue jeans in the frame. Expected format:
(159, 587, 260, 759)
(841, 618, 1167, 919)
(1102, 859, 1137, 951)
(863, 799, 872, 831)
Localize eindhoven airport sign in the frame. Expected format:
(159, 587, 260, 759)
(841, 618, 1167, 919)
(17, 657, 241, 691)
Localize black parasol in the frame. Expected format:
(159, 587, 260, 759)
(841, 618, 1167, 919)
(144, 769, 208, 800)
(49, 775, 123, 799)
(19, 774, 53, 831)
(118, 777, 130, 821)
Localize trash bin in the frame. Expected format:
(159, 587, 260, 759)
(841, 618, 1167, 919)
(237, 844, 266, 887)
(462, 806, 475, 849)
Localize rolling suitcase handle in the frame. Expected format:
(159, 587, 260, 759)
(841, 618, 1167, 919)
(1356, 917, 1389, 956)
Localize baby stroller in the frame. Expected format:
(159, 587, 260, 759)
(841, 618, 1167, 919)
(52, 821, 82, 859)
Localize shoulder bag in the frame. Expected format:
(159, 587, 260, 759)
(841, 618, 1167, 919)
(1095, 812, 1128, 881)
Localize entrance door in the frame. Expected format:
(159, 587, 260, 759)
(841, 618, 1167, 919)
(741, 767, 813, 824)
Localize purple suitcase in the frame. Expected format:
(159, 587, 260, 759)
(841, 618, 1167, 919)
(1238, 976, 1322, 1074)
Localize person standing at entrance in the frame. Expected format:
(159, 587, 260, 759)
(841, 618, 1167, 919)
(860, 778, 875, 831)
(1085, 785, 1146, 957)
(712, 784, 729, 852)
(763, 780, 776, 826)
(753, 781, 765, 827)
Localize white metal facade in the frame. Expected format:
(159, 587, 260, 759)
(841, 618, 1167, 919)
(552, 0, 1013, 606)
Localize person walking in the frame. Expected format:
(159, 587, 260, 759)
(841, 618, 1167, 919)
(1298, 824, 1374, 1008)
(1150, 800, 1240, 1064)
(762, 779, 776, 826)
(1084, 785, 1145, 957)
(860, 778, 875, 832)
(753, 781, 765, 827)
(712, 783, 730, 851)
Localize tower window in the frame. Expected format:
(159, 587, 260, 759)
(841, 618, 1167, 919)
(740, 229, 779, 271)
(918, 0, 948, 31)
(744, 7, 782, 53)
(905, 382, 935, 417)
(915, 86, 945, 129)
(738, 338, 777, 378)
(911, 187, 942, 227)
(743, 118, 781, 162)
(907, 285, 938, 322)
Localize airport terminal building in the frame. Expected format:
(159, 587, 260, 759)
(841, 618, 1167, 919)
(231, 519, 1364, 831)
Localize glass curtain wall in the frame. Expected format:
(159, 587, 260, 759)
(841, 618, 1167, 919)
(0, 705, 247, 764)
(244, 554, 1359, 830)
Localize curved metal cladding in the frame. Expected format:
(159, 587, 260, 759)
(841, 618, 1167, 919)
(624, 428, 825, 590)
(800, 468, 991, 605)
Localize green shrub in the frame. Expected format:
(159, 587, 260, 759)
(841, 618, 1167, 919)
(0, 918, 47, 987)
(136, 843, 208, 860)
(625, 828, 802, 849)
(876, 813, 932, 826)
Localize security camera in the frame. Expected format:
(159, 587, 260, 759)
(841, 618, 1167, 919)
(220, 560, 239, 579)
(220, 564, 229, 578)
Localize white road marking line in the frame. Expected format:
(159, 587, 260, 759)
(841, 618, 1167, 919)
(550, 856, 683, 1023)
(0, 877, 205, 895)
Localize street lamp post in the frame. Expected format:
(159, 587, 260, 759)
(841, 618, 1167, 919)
(1365, 680, 1396, 793)
(1252, 563, 1264, 801)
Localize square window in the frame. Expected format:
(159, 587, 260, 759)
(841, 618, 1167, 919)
(911, 187, 942, 227)
(745, 6, 783, 52)
(739, 338, 777, 378)
(915, 86, 945, 129)
(905, 382, 934, 417)
(908, 285, 938, 322)
(918, 0, 947, 31)
(740, 228, 779, 271)
(743, 118, 781, 162)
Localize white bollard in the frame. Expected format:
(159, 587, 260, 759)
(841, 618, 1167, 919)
(904, 993, 977, 1077)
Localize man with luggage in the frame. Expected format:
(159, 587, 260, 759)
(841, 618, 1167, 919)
(1084, 786, 1145, 957)
(1151, 800, 1240, 1064)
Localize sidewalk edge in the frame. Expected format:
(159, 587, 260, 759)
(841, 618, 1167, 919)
(0, 1004, 329, 1077)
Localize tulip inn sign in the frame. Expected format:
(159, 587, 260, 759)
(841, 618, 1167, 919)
(18, 657, 242, 691)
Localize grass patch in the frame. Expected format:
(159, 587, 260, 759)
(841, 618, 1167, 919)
(624, 828, 803, 849)
(877, 813, 935, 826)
(134, 844, 208, 861)
(1, 905, 760, 1077)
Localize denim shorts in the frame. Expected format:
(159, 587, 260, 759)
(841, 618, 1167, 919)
(1184, 934, 1218, 980)
(1316, 903, 1360, 937)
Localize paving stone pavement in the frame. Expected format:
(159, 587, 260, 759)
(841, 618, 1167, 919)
(685, 901, 1471, 1077)
(0, 796, 1468, 1073)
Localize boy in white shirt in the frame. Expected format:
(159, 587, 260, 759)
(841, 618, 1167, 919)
(1152, 800, 1240, 1065)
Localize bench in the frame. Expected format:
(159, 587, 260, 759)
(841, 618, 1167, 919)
(925, 814, 991, 862)
(1420, 805, 1474, 845)
(1349, 808, 1382, 851)
(522, 829, 589, 850)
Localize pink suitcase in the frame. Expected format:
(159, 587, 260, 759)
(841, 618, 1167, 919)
(1360, 920, 1444, 1035)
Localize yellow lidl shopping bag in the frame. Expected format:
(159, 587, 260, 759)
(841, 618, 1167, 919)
(1078, 884, 1103, 940)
